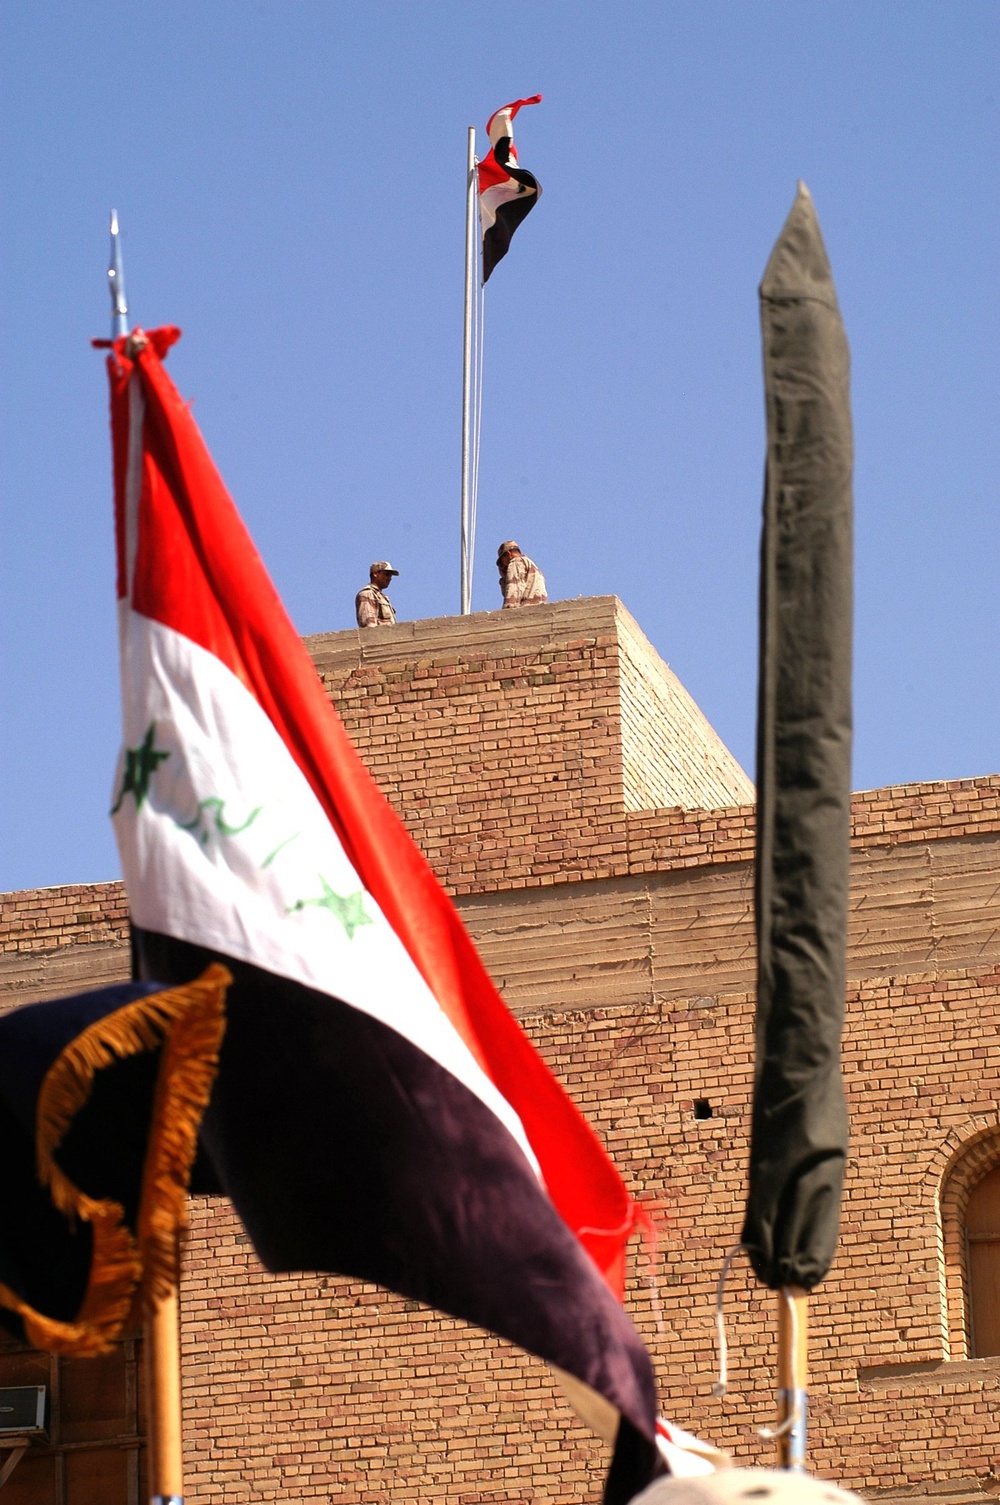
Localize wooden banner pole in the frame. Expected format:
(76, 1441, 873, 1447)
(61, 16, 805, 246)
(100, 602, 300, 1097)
(145, 1283, 184, 1505)
(776, 1285, 808, 1470)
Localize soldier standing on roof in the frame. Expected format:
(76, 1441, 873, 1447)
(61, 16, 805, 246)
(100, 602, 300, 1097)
(356, 561, 399, 627)
(497, 541, 547, 609)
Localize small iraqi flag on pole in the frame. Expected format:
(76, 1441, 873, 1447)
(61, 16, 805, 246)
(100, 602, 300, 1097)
(97, 325, 712, 1501)
(478, 94, 542, 282)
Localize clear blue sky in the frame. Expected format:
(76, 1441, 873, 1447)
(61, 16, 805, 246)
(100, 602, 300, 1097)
(1, 1, 997, 894)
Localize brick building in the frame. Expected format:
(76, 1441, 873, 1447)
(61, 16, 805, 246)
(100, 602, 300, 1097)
(1, 595, 999, 1505)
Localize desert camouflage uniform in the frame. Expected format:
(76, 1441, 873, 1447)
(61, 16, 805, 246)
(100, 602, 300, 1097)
(356, 584, 396, 627)
(501, 554, 547, 608)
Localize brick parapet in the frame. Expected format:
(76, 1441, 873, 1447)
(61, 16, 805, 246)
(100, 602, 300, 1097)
(623, 775, 1000, 881)
(848, 775, 1000, 846)
(0, 881, 128, 955)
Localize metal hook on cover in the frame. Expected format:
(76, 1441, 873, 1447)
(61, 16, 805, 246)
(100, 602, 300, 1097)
(711, 1243, 747, 1398)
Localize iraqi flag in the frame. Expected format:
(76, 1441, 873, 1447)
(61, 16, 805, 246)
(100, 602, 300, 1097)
(478, 95, 542, 282)
(100, 326, 696, 1501)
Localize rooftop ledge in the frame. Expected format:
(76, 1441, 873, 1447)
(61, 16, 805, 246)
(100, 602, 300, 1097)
(306, 594, 756, 817)
(305, 594, 635, 670)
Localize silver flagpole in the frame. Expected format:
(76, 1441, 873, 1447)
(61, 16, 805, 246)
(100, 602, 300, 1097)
(460, 127, 477, 614)
(103, 214, 188, 1505)
(108, 210, 129, 339)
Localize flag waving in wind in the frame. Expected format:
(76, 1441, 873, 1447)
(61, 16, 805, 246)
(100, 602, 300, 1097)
(478, 94, 542, 281)
(101, 325, 683, 1502)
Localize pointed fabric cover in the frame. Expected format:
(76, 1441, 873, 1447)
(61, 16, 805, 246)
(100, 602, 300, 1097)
(478, 95, 542, 282)
(0, 968, 227, 1355)
(104, 328, 663, 1503)
(743, 184, 853, 1290)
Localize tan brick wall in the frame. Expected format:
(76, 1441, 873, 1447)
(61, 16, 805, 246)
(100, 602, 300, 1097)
(309, 600, 628, 894)
(458, 828, 1000, 1018)
(624, 776, 1000, 878)
(1, 600, 999, 1500)
(171, 962, 1000, 1501)
(0, 881, 128, 954)
(643, 963, 1000, 1493)
(307, 597, 753, 894)
(7, 816, 997, 1021)
(615, 604, 754, 813)
(181, 1200, 609, 1505)
(0, 881, 130, 1007)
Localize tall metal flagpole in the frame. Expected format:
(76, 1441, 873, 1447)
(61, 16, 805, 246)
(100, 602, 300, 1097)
(104, 215, 186, 1505)
(460, 127, 477, 614)
(108, 210, 129, 339)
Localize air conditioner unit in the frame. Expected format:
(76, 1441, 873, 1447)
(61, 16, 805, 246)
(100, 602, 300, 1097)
(0, 1387, 47, 1438)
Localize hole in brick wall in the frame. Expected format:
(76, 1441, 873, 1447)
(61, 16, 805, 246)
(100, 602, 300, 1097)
(693, 1099, 713, 1120)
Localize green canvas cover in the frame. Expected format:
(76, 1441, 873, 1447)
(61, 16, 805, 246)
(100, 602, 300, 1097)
(742, 183, 853, 1291)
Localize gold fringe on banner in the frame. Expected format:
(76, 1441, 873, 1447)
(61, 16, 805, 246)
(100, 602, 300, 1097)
(135, 970, 230, 1307)
(0, 964, 229, 1356)
(0, 1201, 140, 1357)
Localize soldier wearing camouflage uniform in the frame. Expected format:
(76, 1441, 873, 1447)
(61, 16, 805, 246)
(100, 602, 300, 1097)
(497, 540, 547, 608)
(356, 561, 399, 627)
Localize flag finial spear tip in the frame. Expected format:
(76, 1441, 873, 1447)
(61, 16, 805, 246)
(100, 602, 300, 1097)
(107, 210, 129, 339)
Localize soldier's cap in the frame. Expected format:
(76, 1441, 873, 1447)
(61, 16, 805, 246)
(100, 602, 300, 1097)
(369, 561, 399, 577)
(497, 540, 519, 563)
